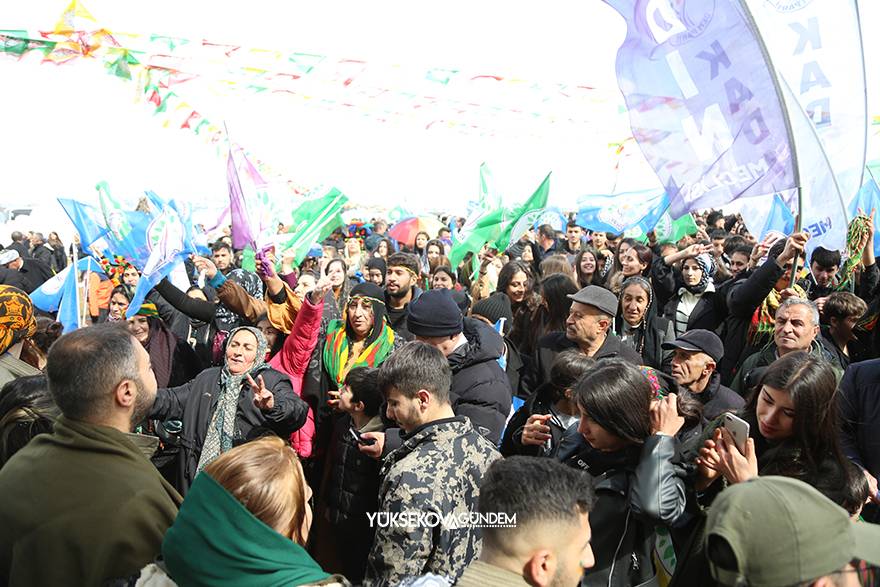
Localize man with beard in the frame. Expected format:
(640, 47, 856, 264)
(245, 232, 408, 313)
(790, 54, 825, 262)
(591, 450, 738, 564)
(0, 324, 181, 585)
(384, 252, 423, 340)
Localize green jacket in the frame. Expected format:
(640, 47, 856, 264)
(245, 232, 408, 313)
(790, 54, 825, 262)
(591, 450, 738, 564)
(0, 416, 181, 586)
(730, 340, 843, 396)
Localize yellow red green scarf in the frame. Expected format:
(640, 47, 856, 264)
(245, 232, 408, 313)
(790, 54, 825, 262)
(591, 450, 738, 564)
(322, 318, 395, 386)
(748, 283, 807, 346)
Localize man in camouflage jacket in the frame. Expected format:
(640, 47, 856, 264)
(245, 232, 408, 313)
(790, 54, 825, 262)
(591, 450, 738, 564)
(363, 342, 500, 586)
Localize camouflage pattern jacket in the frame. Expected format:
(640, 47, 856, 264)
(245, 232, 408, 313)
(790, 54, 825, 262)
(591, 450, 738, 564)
(364, 416, 500, 586)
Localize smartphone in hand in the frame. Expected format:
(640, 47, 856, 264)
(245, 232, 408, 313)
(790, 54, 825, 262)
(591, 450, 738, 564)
(722, 413, 750, 454)
(349, 426, 377, 446)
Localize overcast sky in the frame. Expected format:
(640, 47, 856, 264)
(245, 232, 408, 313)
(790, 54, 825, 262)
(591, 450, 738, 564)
(0, 0, 877, 217)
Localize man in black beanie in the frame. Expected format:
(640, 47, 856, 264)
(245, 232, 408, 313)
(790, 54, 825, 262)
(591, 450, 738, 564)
(406, 289, 512, 444)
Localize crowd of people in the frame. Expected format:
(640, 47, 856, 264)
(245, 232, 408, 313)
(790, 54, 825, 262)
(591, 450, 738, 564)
(0, 207, 878, 586)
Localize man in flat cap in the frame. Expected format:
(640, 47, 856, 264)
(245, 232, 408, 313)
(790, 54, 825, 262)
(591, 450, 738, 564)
(526, 285, 642, 393)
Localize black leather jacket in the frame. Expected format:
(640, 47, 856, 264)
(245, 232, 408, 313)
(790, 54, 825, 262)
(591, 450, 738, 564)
(559, 431, 688, 587)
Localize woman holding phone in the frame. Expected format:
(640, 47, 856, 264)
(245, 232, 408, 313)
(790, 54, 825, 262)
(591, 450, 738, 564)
(694, 351, 850, 493)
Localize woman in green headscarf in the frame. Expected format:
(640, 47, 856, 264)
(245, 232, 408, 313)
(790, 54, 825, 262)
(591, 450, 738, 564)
(149, 326, 310, 495)
(142, 436, 348, 586)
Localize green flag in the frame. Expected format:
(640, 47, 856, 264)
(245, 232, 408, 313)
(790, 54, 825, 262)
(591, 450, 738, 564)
(447, 207, 505, 270)
(652, 210, 698, 243)
(448, 168, 551, 270)
(277, 187, 348, 265)
(491, 171, 551, 252)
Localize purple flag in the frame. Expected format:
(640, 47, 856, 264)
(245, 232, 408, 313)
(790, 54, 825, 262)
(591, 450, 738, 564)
(603, 0, 798, 217)
(227, 148, 256, 250)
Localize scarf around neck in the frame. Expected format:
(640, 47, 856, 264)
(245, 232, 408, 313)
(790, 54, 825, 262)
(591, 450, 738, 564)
(162, 473, 329, 587)
(197, 327, 269, 472)
(748, 283, 807, 345)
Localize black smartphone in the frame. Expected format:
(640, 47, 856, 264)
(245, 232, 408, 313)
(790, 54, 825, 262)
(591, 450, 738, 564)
(349, 426, 376, 446)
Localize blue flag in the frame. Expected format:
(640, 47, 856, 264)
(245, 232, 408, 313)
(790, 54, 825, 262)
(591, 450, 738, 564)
(58, 198, 109, 249)
(760, 194, 796, 241)
(577, 189, 669, 238)
(30, 257, 102, 333)
(848, 179, 880, 256)
(126, 202, 196, 318)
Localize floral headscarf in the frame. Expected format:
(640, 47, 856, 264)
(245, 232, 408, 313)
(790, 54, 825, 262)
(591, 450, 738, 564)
(0, 285, 37, 355)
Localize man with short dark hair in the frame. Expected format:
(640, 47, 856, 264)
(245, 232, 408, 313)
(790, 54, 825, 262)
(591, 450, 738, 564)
(727, 244, 752, 280)
(820, 291, 868, 369)
(7, 231, 30, 259)
(527, 285, 641, 394)
(364, 342, 500, 586)
(563, 221, 584, 256)
(384, 252, 423, 340)
(28, 232, 56, 270)
(0, 324, 181, 585)
(705, 476, 880, 586)
(799, 246, 842, 300)
(457, 456, 595, 587)
(536, 224, 559, 259)
(662, 329, 744, 420)
(208, 241, 263, 332)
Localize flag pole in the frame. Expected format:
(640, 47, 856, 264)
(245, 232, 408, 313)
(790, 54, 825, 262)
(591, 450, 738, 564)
(72, 246, 81, 329)
(82, 259, 91, 327)
(790, 187, 802, 287)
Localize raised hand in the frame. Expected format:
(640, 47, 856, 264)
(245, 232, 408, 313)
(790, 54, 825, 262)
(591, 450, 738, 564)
(192, 255, 219, 279)
(247, 374, 274, 411)
(308, 275, 334, 304)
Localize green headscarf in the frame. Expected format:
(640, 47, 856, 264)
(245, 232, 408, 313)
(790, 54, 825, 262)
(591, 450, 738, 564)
(163, 473, 330, 587)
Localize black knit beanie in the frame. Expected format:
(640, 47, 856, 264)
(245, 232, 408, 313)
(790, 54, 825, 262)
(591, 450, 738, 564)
(406, 289, 464, 338)
(471, 292, 513, 335)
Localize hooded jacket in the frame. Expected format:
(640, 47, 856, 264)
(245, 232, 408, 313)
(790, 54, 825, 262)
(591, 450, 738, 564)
(150, 366, 309, 495)
(365, 417, 500, 586)
(447, 318, 514, 445)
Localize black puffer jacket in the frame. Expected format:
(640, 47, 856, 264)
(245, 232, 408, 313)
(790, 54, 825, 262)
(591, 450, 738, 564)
(447, 318, 513, 445)
(559, 433, 688, 587)
(150, 366, 308, 495)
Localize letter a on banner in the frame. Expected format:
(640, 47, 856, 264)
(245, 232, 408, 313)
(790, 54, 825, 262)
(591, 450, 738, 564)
(602, 0, 799, 218)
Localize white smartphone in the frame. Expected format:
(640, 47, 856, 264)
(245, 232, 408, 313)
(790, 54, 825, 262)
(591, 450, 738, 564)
(722, 413, 750, 454)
